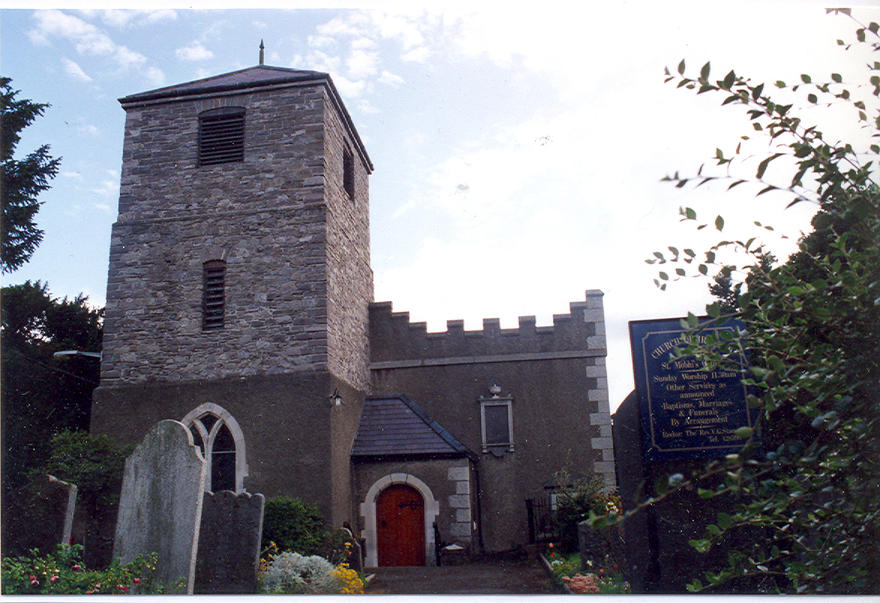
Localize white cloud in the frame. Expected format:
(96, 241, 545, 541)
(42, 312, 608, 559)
(62, 170, 83, 180)
(357, 99, 380, 114)
(378, 70, 404, 87)
(61, 57, 92, 82)
(29, 10, 147, 70)
(91, 178, 119, 198)
(77, 124, 100, 137)
(176, 41, 214, 62)
(333, 74, 367, 99)
(346, 48, 379, 79)
(99, 9, 177, 28)
(401, 46, 431, 63)
(144, 67, 166, 86)
(307, 34, 336, 49)
(142, 10, 177, 25)
(100, 10, 135, 28)
(367, 11, 427, 52)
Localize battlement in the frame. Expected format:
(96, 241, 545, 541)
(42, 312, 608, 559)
(369, 290, 606, 366)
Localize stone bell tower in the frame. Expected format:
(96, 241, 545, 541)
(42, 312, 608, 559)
(91, 60, 373, 525)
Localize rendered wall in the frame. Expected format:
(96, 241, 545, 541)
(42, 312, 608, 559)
(368, 290, 615, 551)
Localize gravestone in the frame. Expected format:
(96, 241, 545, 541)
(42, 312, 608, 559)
(113, 420, 206, 594)
(195, 490, 264, 594)
(2, 475, 77, 557)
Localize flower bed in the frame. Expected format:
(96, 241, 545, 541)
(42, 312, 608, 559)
(1, 544, 182, 594)
(540, 543, 630, 595)
(258, 542, 365, 594)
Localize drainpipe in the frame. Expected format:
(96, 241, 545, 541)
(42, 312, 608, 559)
(473, 459, 485, 553)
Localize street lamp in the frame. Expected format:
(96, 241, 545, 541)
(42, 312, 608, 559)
(53, 350, 102, 360)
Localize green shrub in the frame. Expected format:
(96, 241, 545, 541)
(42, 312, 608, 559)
(261, 496, 328, 556)
(32, 430, 130, 510)
(552, 473, 620, 551)
(1, 544, 181, 594)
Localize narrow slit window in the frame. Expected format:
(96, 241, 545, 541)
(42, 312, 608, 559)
(343, 146, 355, 200)
(202, 260, 226, 330)
(199, 107, 245, 166)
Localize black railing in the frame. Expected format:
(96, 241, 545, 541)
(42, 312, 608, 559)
(525, 498, 559, 543)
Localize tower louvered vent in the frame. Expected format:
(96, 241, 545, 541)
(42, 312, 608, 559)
(202, 260, 226, 330)
(199, 107, 245, 166)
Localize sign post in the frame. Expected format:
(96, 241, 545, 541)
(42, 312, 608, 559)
(629, 317, 756, 462)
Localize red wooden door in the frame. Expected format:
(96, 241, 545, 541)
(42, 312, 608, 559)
(376, 484, 426, 566)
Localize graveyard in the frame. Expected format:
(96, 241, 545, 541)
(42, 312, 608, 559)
(2, 8, 878, 596)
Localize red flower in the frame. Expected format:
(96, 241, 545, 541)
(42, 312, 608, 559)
(72, 565, 81, 571)
(50, 576, 60, 583)
(117, 584, 130, 591)
(133, 578, 140, 584)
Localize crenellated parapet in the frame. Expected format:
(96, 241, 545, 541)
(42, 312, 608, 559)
(369, 290, 606, 367)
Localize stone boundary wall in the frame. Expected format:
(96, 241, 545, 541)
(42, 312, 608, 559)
(369, 290, 607, 365)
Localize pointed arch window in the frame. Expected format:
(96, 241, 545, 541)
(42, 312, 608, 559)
(182, 403, 248, 493)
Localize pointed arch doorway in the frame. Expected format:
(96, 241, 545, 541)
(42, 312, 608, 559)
(377, 484, 425, 566)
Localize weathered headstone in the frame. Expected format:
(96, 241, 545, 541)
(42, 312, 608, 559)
(2, 474, 77, 557)
(195, 490, 264, 594)
(113, 420, 206, 594)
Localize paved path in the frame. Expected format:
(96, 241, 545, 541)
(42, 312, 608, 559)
(365, 560, 557, 595)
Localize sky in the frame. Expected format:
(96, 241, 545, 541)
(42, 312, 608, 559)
(2, 3, 877, 411)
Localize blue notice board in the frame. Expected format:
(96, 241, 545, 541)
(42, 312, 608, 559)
(629, 317, 756, 462)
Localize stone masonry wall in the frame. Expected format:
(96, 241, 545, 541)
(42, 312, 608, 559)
(101, 81, 370, 385)
(323, 89, 372, 391)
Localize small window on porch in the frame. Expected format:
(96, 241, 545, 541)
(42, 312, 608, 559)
(479, 382, 514, 454)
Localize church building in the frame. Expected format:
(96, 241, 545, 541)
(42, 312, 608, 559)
(90, 58, 614, 566)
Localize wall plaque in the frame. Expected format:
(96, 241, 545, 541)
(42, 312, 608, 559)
(629, 317, 756, 462)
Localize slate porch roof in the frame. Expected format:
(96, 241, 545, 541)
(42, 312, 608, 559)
(351, 394, 476, 459)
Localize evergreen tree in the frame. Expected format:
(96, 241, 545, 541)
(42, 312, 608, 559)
(1, 77, 60, 273)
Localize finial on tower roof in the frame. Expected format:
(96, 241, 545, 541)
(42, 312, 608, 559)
(259, 39, 265, 65)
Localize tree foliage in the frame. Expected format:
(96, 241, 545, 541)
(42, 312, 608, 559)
(1, 281, 103, 495)
(1, 77, 60, 273)
(33, 430, 129, 511)
(615, 10, 879, 594)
